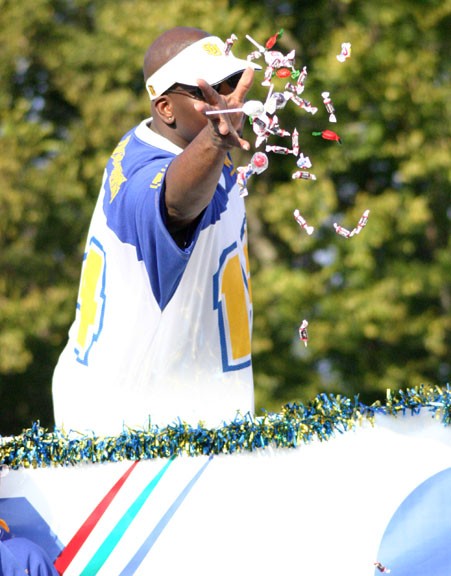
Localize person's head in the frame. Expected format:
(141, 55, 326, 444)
(143, 27, 258, 148)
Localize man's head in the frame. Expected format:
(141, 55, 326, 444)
(143, 27, 208, 90)
(143, 27, 258, 100)
(143, 27, 259, 148)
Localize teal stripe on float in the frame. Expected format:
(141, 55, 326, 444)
(79, 457, 174, 575)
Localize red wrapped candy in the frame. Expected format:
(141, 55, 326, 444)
(265, 29, 284, 49)
(312, 130, 342, 143)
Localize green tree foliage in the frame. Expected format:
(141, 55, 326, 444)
(0, 0, 449, 433)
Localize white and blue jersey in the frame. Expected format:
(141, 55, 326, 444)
(53, 119, 254, 434)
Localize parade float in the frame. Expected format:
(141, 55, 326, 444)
(1, 32, 449, 576)
(1, 386, 451, 575)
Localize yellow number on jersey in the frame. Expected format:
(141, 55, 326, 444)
(75, 238, 106, 365)
(214, 233, 252, 371)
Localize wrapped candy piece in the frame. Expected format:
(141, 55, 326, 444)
(294, 65, 308, 94)
(249, 152, 269, 173)
(291, 128, 300, 156)
(336, 42, 351, 62)
(283, 71, 307, 99)
(265, 129, 299, 156)
(236, 152, 269, 197)
(333, 223, 351, 238)
(245, 34, 296, 86)
(292, 170, 316, 181)
(247, 48, 264, 61)
(264, 91, 290, 114)
(275, 68, 292, 79)
(312, 130, 342, 143)
(266, 144, 293, 155)
(253, 117, 273, 148)
(262, 49, 296, 86)
(334, 210, 370, 238)
(264, 49, 296, 72)
(284, 85, 318, 114)
(299, 319, 309, 347)
(349, 209, 370, 236)
(374, 561, 391, 573)
(299, 99, 318, 115)
(265, 28, 284, 50)
(224, 33, 238, 55)
(296, 153, 312, 169)
(293, 209, 314, 235)
(321, 91, 337, 123)
(252, 114, 290, 148)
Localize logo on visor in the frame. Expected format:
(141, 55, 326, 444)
(203, 43, 222, 56)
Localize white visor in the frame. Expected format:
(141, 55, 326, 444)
(145, 36, 261, 100)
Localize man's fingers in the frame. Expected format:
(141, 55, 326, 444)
(238, 136, 251, 151)
(232, 67, 254, 101)
(196, 78, 220, 105)
(197, 67, 255, 107)
(193, 71, 254, 151)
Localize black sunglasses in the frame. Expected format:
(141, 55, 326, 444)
(164, 72, 243, 101)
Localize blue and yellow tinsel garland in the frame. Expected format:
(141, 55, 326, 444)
(1, 385, 449, 469)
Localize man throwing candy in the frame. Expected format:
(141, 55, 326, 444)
(53, 27, 260, 434)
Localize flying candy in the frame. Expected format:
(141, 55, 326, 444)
(349, 209, 370, 236)
(334, 210, 370, 238)
(205, 100, 265, 117)
(264, 91, 290, 114)
(292, 170, 316, 181)
(275, 68, 292, 79)
(265, 129, 299, 156)
(262, 49, 296, 86)
(294, 66, 308, 95)
(312, 129, 342, 143)
(321, 92, 337, 123)
(336, 42, 352, 62)
(374, 561, 391, 574)
(296, 153, 312, 169)
(236, 152, 269, 197)
(284, 86, 318, 114)
(265, 28, 284, 50)
(224, 34, 238, 55)
(252, 114, 290, 148)
(333, 223, 352, 238)
(291, 128, 300, 156)
(293, 209, 314, 235)
(225, 32, 361, 351)
(266, 144, 293, 155)
(298, 98, 318, 115)
(246, 33, 296, 86)
(299, 319, 309, 347)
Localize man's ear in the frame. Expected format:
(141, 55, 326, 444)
(153, 96, 175, 125)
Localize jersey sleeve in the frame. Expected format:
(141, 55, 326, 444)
(133, 163, 194, 309)
(104, 155, 194, 310)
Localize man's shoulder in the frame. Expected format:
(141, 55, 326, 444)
(104, 123, 174, 202)
(116, 123, 174, 165)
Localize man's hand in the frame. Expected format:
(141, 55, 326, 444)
(194, 67, 255, 151)
(164, 68, 255, 235)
